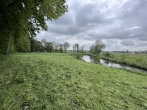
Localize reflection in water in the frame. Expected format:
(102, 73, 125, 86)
(82, 55, 146, 72)
(82, 55, 127, 68)
(90, 56, 100, 64)
(104, 60, 109, 65)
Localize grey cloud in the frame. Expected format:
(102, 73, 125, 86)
(74, 3, 103, 26)
(36, 0, 147, 51)
(121, 40, 135, 46)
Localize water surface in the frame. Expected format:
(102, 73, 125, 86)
(82, 55, 146, 72)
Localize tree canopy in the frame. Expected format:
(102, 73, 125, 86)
(0, 0, 68, 54)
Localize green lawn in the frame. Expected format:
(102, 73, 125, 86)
(101, 52, 147, 69)
(0, 53, 147, 109)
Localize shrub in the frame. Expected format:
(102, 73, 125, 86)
(104, 52, 110, 57)
(75, 52, 82, 59)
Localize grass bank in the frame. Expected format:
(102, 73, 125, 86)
(101, 52, 147, 70)
(0, 53, 147, 109)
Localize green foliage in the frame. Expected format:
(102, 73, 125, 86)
(0, 0, 68, 54)
(63, 42, 70, 52)
(90, 55, 100, 64)
(101, 53, 147, 69)
(45, 42, 54, 52)
(121, 54, 126, 62)
(136, 57, 143, 62)
(104, 52, 110, 57)
(31, 39, 44, 52)
(73, 43, 79, 52)
(0, 53, 147, 109)
(75, 52, 82, 59)
(14, 36, 30, 52)
(90, 39, 105, 54)
(59, 44, 63, 53)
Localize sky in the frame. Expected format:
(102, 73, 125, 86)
(36, 0, 147, 51)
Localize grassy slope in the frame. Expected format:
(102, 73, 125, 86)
(101, 53, 147, 69)
(0, 53, 147, 110)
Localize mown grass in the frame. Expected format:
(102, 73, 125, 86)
(0, 53, 147, 110)
(101, 52, 147, 69)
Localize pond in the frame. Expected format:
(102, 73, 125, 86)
(82, 55, 146, 72)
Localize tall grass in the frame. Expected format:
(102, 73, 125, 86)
(0, 53, 147, 109)
(101, 52, 147, 69)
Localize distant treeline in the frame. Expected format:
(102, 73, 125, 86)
(0, 37, 88, 53)
(0, 37, 106, 54)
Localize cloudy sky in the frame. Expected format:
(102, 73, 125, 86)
(37, 0, 147, 51)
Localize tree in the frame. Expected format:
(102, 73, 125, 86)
(59, 44, 63, 53)
(73, 43, 79, 52)
(90, 39, 105, 54)
(54, 42, 60, 52)
(14, 35, 30, 52)
(72, 44, 76, 53)
(75, 43, 79, 52)
(0, 0, 68, 54)
(80, 45, 85, 53)
(63, 42, 70, 52)
(45, 42, 54, 52)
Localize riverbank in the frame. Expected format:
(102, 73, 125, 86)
(0, 53, 147, 109)
(82, 55, 147, 72)
(100, 52, 147, 70)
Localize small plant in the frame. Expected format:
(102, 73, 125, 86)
(13, 72, 26, 83)
(75, 52, 82, 59)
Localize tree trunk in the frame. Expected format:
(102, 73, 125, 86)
(5, 31, 11, 54)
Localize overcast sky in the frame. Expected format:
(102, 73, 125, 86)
(37, 0, 147, 51)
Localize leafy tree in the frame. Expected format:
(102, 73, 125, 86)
(14, 35, 30, 52)
(30, 38, 42, 52)
(80, 45, 85, 53)
(54, 42, 60, 52)
(73, 43, 79, 52)
(90, 39, 105, 54)
(72, 44, 76, 53)
(75, 43, 79, 52)
(0, 0, 68, 54)
(45, 42, 54, 52)
(63, 42, 70, 52)
(59, 44, 63, 53)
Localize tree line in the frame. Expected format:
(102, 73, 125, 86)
(13, 36, 88, 53)
(30, 39, 70, 53)
(28, 38, 87, 53)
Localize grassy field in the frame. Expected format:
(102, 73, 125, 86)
(0, 53, 147, 110)
(101, 52, 147, 69)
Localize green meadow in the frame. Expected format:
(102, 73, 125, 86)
(0, 53, 147, 110)
(101, 53, 147, 69)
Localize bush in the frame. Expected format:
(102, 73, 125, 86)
(75, 52, 82, 59)
(104, 52, 110, 57)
